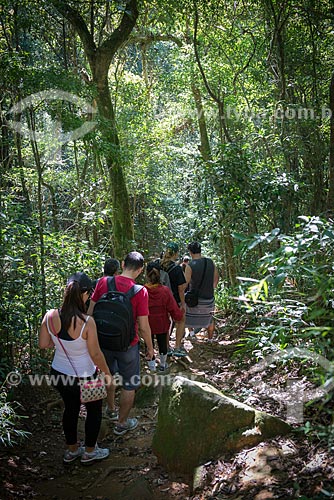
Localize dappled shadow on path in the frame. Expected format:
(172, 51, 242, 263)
(0, 325, 333, 499)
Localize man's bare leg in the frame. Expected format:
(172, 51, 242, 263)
(174, 316, 186, 349)
(207, 320, 215, 339)
(167, 319, 173, 350)
(106, 377, 116, 411)
(118, 389, 135, 425)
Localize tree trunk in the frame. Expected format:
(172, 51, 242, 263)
(326, 71, 334, 213)
(190, 78, 237, 285)
(42, 182, 59, 233)
(27, 108, 47, 315)
(93, 73, 133, 255)
(73, 140, 86, 242)
(224, 229, 237, 287)
(191, 83, 211, 162)
(50, 0, 138, 257)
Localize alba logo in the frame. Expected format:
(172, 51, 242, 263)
(8, 90, 97, 149)
(249, 347, 334, 423)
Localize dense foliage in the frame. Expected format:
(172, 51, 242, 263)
(1, 0, 334, 446)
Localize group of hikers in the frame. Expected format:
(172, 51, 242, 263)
(39, 241, 219, 465)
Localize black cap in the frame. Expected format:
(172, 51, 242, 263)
(146, 261, 161, 273)
(67, 272, 93, 291)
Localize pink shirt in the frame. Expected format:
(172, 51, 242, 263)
(91, 275, 149, 346)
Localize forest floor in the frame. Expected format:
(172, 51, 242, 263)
(0, 322, 333, 500)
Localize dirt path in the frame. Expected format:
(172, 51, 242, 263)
(1, 330, 333, 499)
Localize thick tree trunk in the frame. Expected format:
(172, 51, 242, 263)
(50, 0, 138, 257)
(93, 73, 133, 254)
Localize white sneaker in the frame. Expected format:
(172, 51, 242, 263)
(63, 445, 85, 463)
(81, 445, 110, 464)
(147, 359, 156, 371)
(159, 354, 168, 371)
(113, 417, 138, 436)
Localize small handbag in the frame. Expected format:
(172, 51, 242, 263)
(48, 313, 107, 403)
(184, 258, 207, 308)
(184, 289, 199, 307)
(78, 372, 107, 403)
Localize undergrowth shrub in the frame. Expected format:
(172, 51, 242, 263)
(0, 385, 30, 448)
(233, 216, 334, 447)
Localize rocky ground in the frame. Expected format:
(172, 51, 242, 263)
(0, 326, 333, 499)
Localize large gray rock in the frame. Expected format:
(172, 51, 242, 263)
(152, 376, 290, 474)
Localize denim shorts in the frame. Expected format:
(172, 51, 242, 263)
(102, 343, 140, 391)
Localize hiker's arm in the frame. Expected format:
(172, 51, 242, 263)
(167, 292, 184, 322)
(39, 317, 55, 349)
(184, 264, 192, 284)
(86, 317, 112, 386)
(39, 312, 55, 349)
(138, 316, 154, 359)
(87, 299, 96, 316)
(213, 265, 219, 289)
(178, 282, 187, 310)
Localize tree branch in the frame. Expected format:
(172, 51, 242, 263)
(50, 0, 139, 78)
(193, 1, 232, 143)
(49, 0, 96, 64)
(130, 33, 183, 48)
(99, 0, 139, 63)
(193, 2, 218, 104)
(232, 30, 257, 91)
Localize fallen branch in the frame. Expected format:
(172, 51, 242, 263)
(81, 465, 138, 491)
(174, 358, 189, 369)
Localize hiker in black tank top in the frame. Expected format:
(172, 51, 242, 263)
(184, 242, 219, 340)
(188, 258, 215, 299)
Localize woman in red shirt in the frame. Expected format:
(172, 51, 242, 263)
(145, 262, 183, 371)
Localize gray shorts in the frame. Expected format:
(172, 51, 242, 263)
(102, 343, 140, 391)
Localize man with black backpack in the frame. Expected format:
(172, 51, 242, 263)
(87, 252, 154, 436)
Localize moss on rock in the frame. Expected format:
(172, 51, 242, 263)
(152, 376, 290, 474)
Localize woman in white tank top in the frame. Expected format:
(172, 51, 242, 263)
(39, 272, 112, 465)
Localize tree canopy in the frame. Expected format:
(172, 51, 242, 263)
(1, 2, 334, 492)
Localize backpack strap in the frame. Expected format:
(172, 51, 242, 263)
(107, 276, 116, 292)
(126, 284, 144, 299)
(166, 262, 176, 274)
(106, 277, 143, 299)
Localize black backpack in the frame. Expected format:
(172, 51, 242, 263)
(93, 277, 143, 352)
